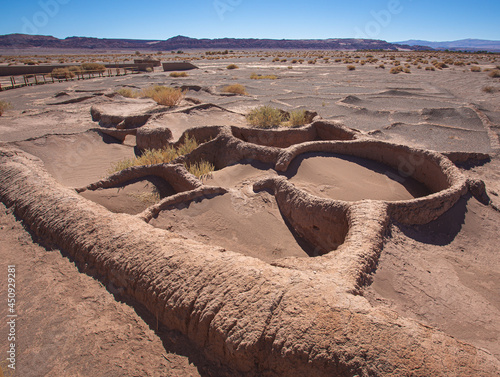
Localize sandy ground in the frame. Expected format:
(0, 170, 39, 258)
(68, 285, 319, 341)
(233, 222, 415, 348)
(0, 51, 499, 375)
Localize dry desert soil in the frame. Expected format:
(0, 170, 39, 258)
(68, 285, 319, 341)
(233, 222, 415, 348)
(0, 50, 500, 376)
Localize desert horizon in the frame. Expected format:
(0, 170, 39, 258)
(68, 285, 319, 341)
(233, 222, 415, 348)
(1, 0, 500, 376)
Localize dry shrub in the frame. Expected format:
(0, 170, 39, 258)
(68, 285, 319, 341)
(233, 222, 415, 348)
(347, 65, 356, 71)
(433, 61, 448, 69)
(0, 100, 12, 116)
(390, 66, 403, 74)
(222, 84, 247, 95)
(425, 66, 435, 71)
(81, 63, 106, 73)
(109, 135, 199, 174)
(250, 73, 278, 80)
(226, 64, 239, 70)
(116, 88, 139, 98)
(470, 66, 482, 72)
(170, 72, 188, 77)
(246, 106, 283, 128)
(489, 69, 500, 78)
(141, 85, 184, 106)
(50, 67, 74, 79)
(482, 86, 496, 93)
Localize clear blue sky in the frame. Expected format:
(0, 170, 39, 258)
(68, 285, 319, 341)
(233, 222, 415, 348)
(2, 0, 499, 42)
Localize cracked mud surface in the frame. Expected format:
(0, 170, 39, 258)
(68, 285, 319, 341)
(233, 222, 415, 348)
(1, 53, 500, 376)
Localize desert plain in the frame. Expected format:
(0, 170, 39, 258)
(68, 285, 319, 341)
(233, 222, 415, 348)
(0, 49, 500, 376)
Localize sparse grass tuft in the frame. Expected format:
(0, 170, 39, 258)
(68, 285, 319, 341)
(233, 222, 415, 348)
(222, 84, 247, 95)
(287, 109, 308, 127)
(185, 160, 215, 179)
(169, 71, 188, 77)
(226, 64, 239, 70)
(176, 135, 199, 156)
(246, 106, 283, 128)
(250, 73, 278, 80)
(141, 85, 184, 106)
(0, 100, 12, 116)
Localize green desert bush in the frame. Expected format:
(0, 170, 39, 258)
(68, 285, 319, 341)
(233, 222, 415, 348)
(246, 106, 283, 128)
(222, 84, 247, 95)
(169, 71, 188, 77)
(226, 64, 239, 70)
(0, 100, 12, 116)
(141, 85, 184, 106)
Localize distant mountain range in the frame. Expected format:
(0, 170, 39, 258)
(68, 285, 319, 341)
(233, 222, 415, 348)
(0, 34, 431, 51)
(394, 39, 500, 52)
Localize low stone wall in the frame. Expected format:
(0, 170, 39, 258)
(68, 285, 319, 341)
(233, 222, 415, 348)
(162, 62, 198, 71)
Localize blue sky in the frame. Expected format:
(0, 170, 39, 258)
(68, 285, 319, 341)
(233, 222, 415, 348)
(2, 0, 500, 42)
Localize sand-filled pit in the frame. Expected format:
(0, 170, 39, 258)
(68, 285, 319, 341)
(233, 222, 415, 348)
(148, 160, 314, 261)
(287, 152, 430, 202)
(151, 191, 312, 262)
(80, 176, 176, 215)
(13, 130, 135, 187)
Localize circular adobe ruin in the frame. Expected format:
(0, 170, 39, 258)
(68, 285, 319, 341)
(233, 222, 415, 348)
(0, 115, 496, 376)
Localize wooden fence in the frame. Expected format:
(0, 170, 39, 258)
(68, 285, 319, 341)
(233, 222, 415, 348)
(0, 68, 137, 91)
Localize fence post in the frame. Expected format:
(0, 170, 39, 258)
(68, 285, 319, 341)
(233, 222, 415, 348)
(34, 75, 39, 85)
(10, 77, 15, 88)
